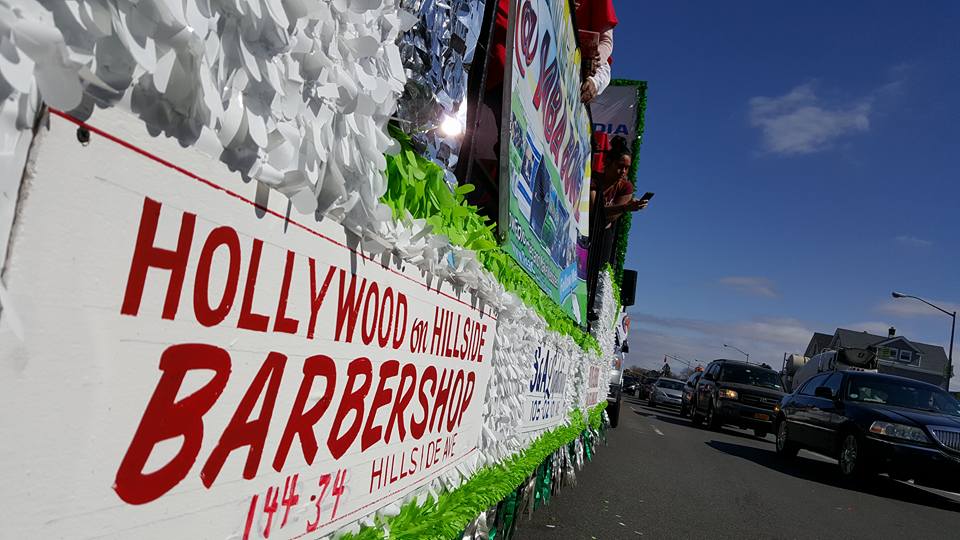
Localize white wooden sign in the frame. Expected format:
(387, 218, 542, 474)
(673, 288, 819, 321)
(518, 342, 572, 438)
(0, 108, 496, 539)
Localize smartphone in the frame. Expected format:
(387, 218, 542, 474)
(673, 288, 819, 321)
(638, 192, 655, 203)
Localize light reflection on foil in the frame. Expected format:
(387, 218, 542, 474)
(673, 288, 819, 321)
(396, 0, 486, 187)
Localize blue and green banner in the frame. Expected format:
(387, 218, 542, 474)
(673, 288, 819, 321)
(500, 0, 592, 324)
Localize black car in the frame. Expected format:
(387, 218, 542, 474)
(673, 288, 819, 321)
(775, 370, 960, 487)
(680, 371, 702, 417)
(691, 359, 785, 437)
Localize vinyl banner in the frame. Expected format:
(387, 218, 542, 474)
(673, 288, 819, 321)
(501, 0, 591, 325)
(590, 82, 643, 150)
(0, 109, 496, 539)
(519, 342, 572, 438)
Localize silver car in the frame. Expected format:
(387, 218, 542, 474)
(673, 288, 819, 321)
(648, 377, 685, 408)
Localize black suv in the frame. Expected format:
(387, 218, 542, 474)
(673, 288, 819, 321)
(680, 370, 702, 417)
(691, 359, 785, 437)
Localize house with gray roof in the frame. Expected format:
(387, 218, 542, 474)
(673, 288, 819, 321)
(803, 327, 950, 388)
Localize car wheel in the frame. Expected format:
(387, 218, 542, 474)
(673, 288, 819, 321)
(775, 419, 799, 458)
(608, 399, 621, 428)
(838, 432, 868, 479)
(705, 402, 721, 430)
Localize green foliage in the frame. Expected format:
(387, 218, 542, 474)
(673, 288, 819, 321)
(588, 400, 608, 430)
(607, 80, 648, 287)
(383, 126, 598, 353)
(341, 403, 609, 540)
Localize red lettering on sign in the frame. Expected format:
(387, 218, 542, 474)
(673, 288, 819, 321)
(273, 250, 299, 334)
(121, 198, 195, 320)
(361, 359, 399, 451)
(532, 31, 556, 112)
(385, 363, 417, 443)
(429, 306, 443, 355)
(334, 270, 366, 343)
(280, 473, 299, 527)
(446, 370, 465, 431)
(429, 369, 452, 433)
(515, 0, 538, 75)
(377, 287, 393, 348)
(306, 259, 336, 339)
(193, 226, 241, 327)
(237, 239, 270, 332)
(360, 281, 380, 345)
(114, 343, 230, 504)
(327, 357, 372, 458)
(410, 366, 436, 439)
(201, 352, 286, 487)
(393, 292, 408, 349)
(458, 372, 476, 427)
(272, 354, 337, 471)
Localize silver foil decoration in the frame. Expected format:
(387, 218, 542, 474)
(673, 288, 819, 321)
(460, 506, 496, 539)
(396, 0, 486, 185)
(562, 446, 578, 488)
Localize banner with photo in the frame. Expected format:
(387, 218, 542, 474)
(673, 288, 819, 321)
(590, 82, 644, 155)
(500, 0, 592, 325)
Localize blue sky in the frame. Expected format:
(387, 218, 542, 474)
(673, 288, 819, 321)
(612, 1, 960, 387)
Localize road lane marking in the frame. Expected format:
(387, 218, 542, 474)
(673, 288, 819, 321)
(652, 426, 664, 436)
(894, 480, 960, 502)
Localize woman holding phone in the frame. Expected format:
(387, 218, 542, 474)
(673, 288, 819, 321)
(591, 136, 651, 228)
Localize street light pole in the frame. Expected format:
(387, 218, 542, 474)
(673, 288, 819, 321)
(723, 343, 750, 364)
(892, 291, 956, 391)
(665, 354, 694, 369)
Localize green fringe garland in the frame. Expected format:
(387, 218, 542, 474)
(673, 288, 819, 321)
(342, 402, 608, 540)
(588, 400, 608, 431)
(382, 126, 599, 354)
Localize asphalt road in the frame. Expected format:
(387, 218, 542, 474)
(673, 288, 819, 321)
(519, 395, 960, 539)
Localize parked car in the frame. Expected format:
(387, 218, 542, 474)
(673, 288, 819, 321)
(775, 371, 960, 487)
(680, 371, 702, 417)
(691, 359, 785, 437)
(648, 377, 684, 408)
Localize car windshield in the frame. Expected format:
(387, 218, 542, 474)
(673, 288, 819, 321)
(719, 365, 783, 390)
(846, 376, 960, 416)
(657, 380, 684, 390)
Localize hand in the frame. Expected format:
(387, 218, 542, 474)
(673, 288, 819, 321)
(627, 198, 648, 212)
(580, 78, 597, 103)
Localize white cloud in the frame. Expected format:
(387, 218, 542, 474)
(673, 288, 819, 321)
(748, 82, 870, 155)
(894, 234, 933, 247)
(877, 298, 960, 318)
(718, 276, 778, 298)
(623, 312, 815, 372)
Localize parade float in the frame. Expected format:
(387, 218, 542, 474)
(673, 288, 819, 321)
(0, 0, 645, 538)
